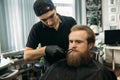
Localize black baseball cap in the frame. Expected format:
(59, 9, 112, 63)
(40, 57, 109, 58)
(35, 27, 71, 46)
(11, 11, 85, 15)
(33, 0, 55, 16)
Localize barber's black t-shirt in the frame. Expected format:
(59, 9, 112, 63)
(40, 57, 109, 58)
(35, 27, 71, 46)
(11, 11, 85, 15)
(26, 14, 76, 50)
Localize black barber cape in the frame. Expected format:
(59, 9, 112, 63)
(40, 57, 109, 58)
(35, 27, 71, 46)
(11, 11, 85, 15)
(40, 59, 117, 80)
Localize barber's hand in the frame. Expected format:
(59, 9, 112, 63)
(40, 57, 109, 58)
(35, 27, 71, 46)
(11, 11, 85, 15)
(45, 45, 66, 64)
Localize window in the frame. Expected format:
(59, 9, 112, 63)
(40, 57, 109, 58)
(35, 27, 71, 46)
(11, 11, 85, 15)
(52, 0, 75, 18)
(0, 0, 36, 53)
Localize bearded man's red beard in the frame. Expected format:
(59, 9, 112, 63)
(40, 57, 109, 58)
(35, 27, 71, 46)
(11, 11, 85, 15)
(67, 50, 91, 67)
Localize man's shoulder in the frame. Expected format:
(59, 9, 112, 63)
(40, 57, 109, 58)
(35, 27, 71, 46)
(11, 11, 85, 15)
(33, 21, 43, 28)
(89, 60, 108, 70)
(58, 14, 76, 22)
(62, 16, 75, 21)
(90, 60, 117, 79)
(31, 21, 46, 31)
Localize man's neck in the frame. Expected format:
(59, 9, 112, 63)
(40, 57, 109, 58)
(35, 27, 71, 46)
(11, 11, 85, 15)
(54, 16, 61, 30)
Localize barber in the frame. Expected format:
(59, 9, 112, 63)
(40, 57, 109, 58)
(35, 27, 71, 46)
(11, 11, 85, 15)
(24, 0, 76, 70)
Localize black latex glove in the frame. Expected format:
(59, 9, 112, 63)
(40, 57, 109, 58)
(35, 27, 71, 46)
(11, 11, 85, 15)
(45, 45, 66, 64)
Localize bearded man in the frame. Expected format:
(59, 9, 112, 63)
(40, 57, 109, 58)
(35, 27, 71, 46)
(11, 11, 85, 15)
(40, 25, 117, 80)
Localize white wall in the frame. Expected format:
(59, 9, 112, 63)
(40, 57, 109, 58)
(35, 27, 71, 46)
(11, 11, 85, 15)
(81, 0, 87, 25)
(102, 0, 120, 30)
(102, 0, 110, 30)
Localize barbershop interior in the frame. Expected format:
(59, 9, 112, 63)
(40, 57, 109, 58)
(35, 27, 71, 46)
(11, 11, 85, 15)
(0, 0, 120, 80)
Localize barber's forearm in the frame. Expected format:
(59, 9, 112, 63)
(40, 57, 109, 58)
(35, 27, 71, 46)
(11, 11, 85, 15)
(24, 47, 46, 61)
